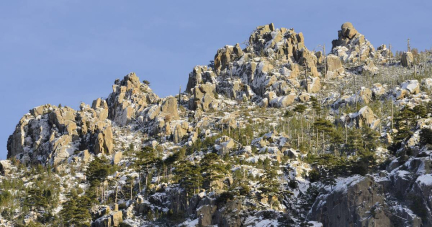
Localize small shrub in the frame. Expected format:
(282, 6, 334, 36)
(216, 191, 234, 206)
(309, 169, 320, 182)
(288, 180, 298, 189)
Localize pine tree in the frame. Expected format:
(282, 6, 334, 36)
(60, 190, 91, 226)
(310, 96, 321, 117)
(200, 153, 227, 191)
(313, 118, 335, 153)
(420, 128, 432, 145)
(24, 188, 48, 211)
(258, 161, 280, 209)
(413, 104, 427, 118)
(393, 107, 416, 145)
(86, 156, 112, 187)
(174, 160, 202, 196)
(321, 168, 336, 190)
(361, 126, 380, 152)
(134, 146, 162, 189)
(345, 128, 364, 155)
(293, 104, 307, 114)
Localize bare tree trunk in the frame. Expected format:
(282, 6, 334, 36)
(131, 178, 133, 201)
(178, 86, 182, 104)
(316, 129, 319, 155)
(322, 131, 325, 151)
(345, 124, 348, 144)
(391, 101, 394, 131)
(138, 172, 141, 192)
(301, 117, 304, 144)
(115, 181, 119, 205)
(288, 120, 290, 138)
(323, 45, 327, 76)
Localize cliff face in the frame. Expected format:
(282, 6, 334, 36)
(7, 103, 113, 166)
(3, 22, 432, 227)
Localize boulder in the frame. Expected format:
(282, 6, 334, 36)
(94, 126, 114, 155)
(421, 78, 432, 91)
(288, 63, 301, 79)
(372, 83, 386, 97)
(376, 44, 391, 64)
(186, 66, 215, 92)
(49, 107, 77, 133)
(173, 123, 187, 144)
(357, 106, 379, 128)
(189, 83, 217, 111)
(362, 59, 378, 76)
(52, 135, 73, 165)
(198, 204, 217, 226)
(214, 44, 243, 71)
(215, 136, 235, 155)
(160, 96, 179, 120)
(359, 87, 372, 104)
(185, 23, 321, 109)
(30, 104, 51, 117)
(212, 199, 242, 227)
(401, 80, 420, 94)
(112, 152, 122, 165)
(307, 77, 321, 93)
(92, 210, 123, 227)
(94, 133, 105, 154)
(401, 52, 414, 67)
(82, 150, 91, 163)
(92, 98, 108, 110)
(0, 160, 12, 176)
(331, 22, 375, 64)
(233, 43, 243, 57)
(325, 54, 344, 78)
(107, 72, 159, 126)
(248, 23, 275, 47)
(298, 93, 310, 102)
(111, 211, 123, 226)
(341, 22, 358, 39)
(270, 94, 296, 108)
(298, 48, 319, 77)
(315, 51, 324, 64)
(395, 88, 409, 100)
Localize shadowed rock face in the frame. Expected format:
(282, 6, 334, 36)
(308, 176, 392, 227)
(308, 155, 432, 227)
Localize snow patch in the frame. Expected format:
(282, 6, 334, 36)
(416, 174, 432, 186)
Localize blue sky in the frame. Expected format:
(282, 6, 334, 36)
(0, 0, 431, 159)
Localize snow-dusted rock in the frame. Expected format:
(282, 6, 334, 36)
(372, 83, 386, 97)
(331, 22, 376, 64)
(325, 54, 344, 78)
(401, 52, 414, 67)
(309, 176, 392, 226)
(401, 80, 420, 94)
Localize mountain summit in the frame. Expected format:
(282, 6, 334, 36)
(2, 22, 432, 227)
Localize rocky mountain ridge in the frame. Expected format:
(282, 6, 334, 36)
(1, 22, 432, 227)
